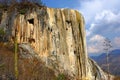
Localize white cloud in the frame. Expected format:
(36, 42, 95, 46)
(78, 0, 120, 25)
(88, 45, 100, 53)
(88, 10, 120, 38)
(95, 10, 120, 24)
(87, 34, 105, 54)
(89, 34, 104, 42)
(79, 0, 103, 24)
(77, 0, 120, 54)
(86, 11, 120, 54)
(113, 37, 120, 49)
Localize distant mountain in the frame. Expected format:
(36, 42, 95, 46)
(91, 49, 120, 76)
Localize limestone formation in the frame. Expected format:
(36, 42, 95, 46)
(0, 7, 109, 80)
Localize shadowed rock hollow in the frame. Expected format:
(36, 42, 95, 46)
(0, 6, 110, 80)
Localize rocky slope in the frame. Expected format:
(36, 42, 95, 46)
(0, 6, 110, 80)
(91, 49, 120, 76)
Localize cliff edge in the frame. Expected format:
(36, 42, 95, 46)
(0, 6, 110, 80)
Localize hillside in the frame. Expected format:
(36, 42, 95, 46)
(0, 1, 111, 80)
(91, 49, 120, 76)
(0, 44, 58, 80)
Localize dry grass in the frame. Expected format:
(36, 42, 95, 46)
(0, 44, 15, 79)
(114, 76, 120, 80)
(0, 44, 57, 80)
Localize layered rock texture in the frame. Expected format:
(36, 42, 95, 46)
(0, 7, 109, 80)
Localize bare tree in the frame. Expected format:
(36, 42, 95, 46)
(103, 38, 112, 80)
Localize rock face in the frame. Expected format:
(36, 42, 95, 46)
(0, 7, 108, 80)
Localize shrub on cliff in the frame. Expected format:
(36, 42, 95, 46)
(56, 74, 66, 80)
(0, 0, 45, 12)
(0, 28, 5, 41)
(0, 28, 5, 35)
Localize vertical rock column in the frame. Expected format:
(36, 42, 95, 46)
(6, 8, 89, 80)
(46, 8, 89, 79)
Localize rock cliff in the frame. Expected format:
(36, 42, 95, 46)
(0, 7, 109, 80)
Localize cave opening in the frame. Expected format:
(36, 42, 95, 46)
(28, 37, 35, 43)
(28, 18, 34, 25)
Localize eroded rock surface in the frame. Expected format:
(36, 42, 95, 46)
(0, 7, 109, 80)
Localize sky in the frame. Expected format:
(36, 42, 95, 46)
(42, 0, 120, 56)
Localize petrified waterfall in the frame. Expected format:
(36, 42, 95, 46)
(0, 7, 108, 80)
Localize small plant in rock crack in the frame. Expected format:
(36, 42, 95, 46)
(0, 28, 5, 35)
(56, 73, 66, 80)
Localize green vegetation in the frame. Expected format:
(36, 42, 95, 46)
(0, 63, 4, 68)
(0, 28, 5, 35)
(19, 8, 28, 15)
(0, 28, 6, 42)
(0, 0, 43, 7)
(56, 74, 66, 80)
(0, 0, 45, 14)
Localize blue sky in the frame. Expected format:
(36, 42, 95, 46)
(42, 0, 120, 55)
(42, 0, 80, 9)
